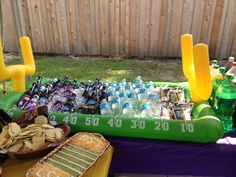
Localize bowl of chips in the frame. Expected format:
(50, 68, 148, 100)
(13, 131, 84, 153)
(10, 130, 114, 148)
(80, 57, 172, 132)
(0, 115, 70, 159)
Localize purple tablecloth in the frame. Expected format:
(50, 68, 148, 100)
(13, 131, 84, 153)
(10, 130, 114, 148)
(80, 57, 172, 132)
(106, 130, 236, 177)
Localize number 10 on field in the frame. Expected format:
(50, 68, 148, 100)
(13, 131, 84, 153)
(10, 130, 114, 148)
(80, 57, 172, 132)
(181, 123, 194, 132)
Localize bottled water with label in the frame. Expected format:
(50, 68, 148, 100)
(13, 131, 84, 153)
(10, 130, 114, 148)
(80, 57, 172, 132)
(125, 84, 133, 94)
(115, 86, 124, 96)
(122, 102, 135, 116)
(147, 93, 159, 104)
(107, 90, 116, 102)
(147, 93, 161, 117)
(150, 102, 161, 117)
(133, 76, 143, 86)
(100, 102, 113, 115)
(133, 82, 143, 93)
(109, 81, 117, 88)
(128, 92, 139, 105)
(111, 97, 123, 114)
(140, 103, 153, 117)
(138, 88, 149, 102)
(119, 79, 127, 86)
(146, 81, 155, 93)
(119, 92, 128, 103)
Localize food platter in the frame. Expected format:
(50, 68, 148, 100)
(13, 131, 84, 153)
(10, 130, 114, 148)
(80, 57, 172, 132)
(0, 107, 70, 159)
(7, 123, 70, 159)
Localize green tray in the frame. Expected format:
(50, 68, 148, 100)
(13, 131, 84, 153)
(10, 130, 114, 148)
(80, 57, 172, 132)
(0, 79, 224, 143)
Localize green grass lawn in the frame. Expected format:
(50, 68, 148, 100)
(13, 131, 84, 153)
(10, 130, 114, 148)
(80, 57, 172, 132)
(0, 56, 186, 93)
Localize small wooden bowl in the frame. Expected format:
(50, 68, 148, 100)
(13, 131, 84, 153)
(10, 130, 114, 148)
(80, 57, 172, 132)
(7, 123, 70, 159)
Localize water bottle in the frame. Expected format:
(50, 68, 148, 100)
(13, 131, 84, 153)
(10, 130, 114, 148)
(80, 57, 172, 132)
(133, 76, 143, 85)
(125, 84, 133, 94)
(100, 102, 113, 115)
(133, 82, 142, 92)
(115, 86, 124, 96)
(147, 93, 159, 104)
(147, 94, 161, 117)
(122, 102, 135, 116)
(107, 90, 116, 102)
(111, 97, 123, 114)
(140, 103, 153, 117)
(128, 92, 138, 105)
(214, 75, 236, 131)
(119, 92, 128, 102)
(110, 81, 117, 88)
(119, 79, 126, 86)
(138, 88, 148, 102)
(145, 81, 155, 93)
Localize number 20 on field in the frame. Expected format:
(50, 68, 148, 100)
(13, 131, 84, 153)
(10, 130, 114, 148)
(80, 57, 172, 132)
(154, 121, 169, 131)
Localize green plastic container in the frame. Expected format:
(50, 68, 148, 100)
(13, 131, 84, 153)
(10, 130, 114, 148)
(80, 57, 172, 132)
(0, 79, 224, 143)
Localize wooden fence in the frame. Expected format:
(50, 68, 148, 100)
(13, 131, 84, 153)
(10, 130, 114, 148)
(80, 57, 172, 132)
(1, 0, 236, 58)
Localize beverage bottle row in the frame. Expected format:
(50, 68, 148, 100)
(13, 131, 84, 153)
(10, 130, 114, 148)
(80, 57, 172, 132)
(209, 57, 236, 131)
(17, 76, 108, 114)
(100, 76, 192, 120)
(100, 96, 161, 118)
(16, 76, 193, 120)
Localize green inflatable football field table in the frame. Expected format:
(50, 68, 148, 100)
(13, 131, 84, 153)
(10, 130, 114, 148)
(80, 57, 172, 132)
(0, 78, 224, 143)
